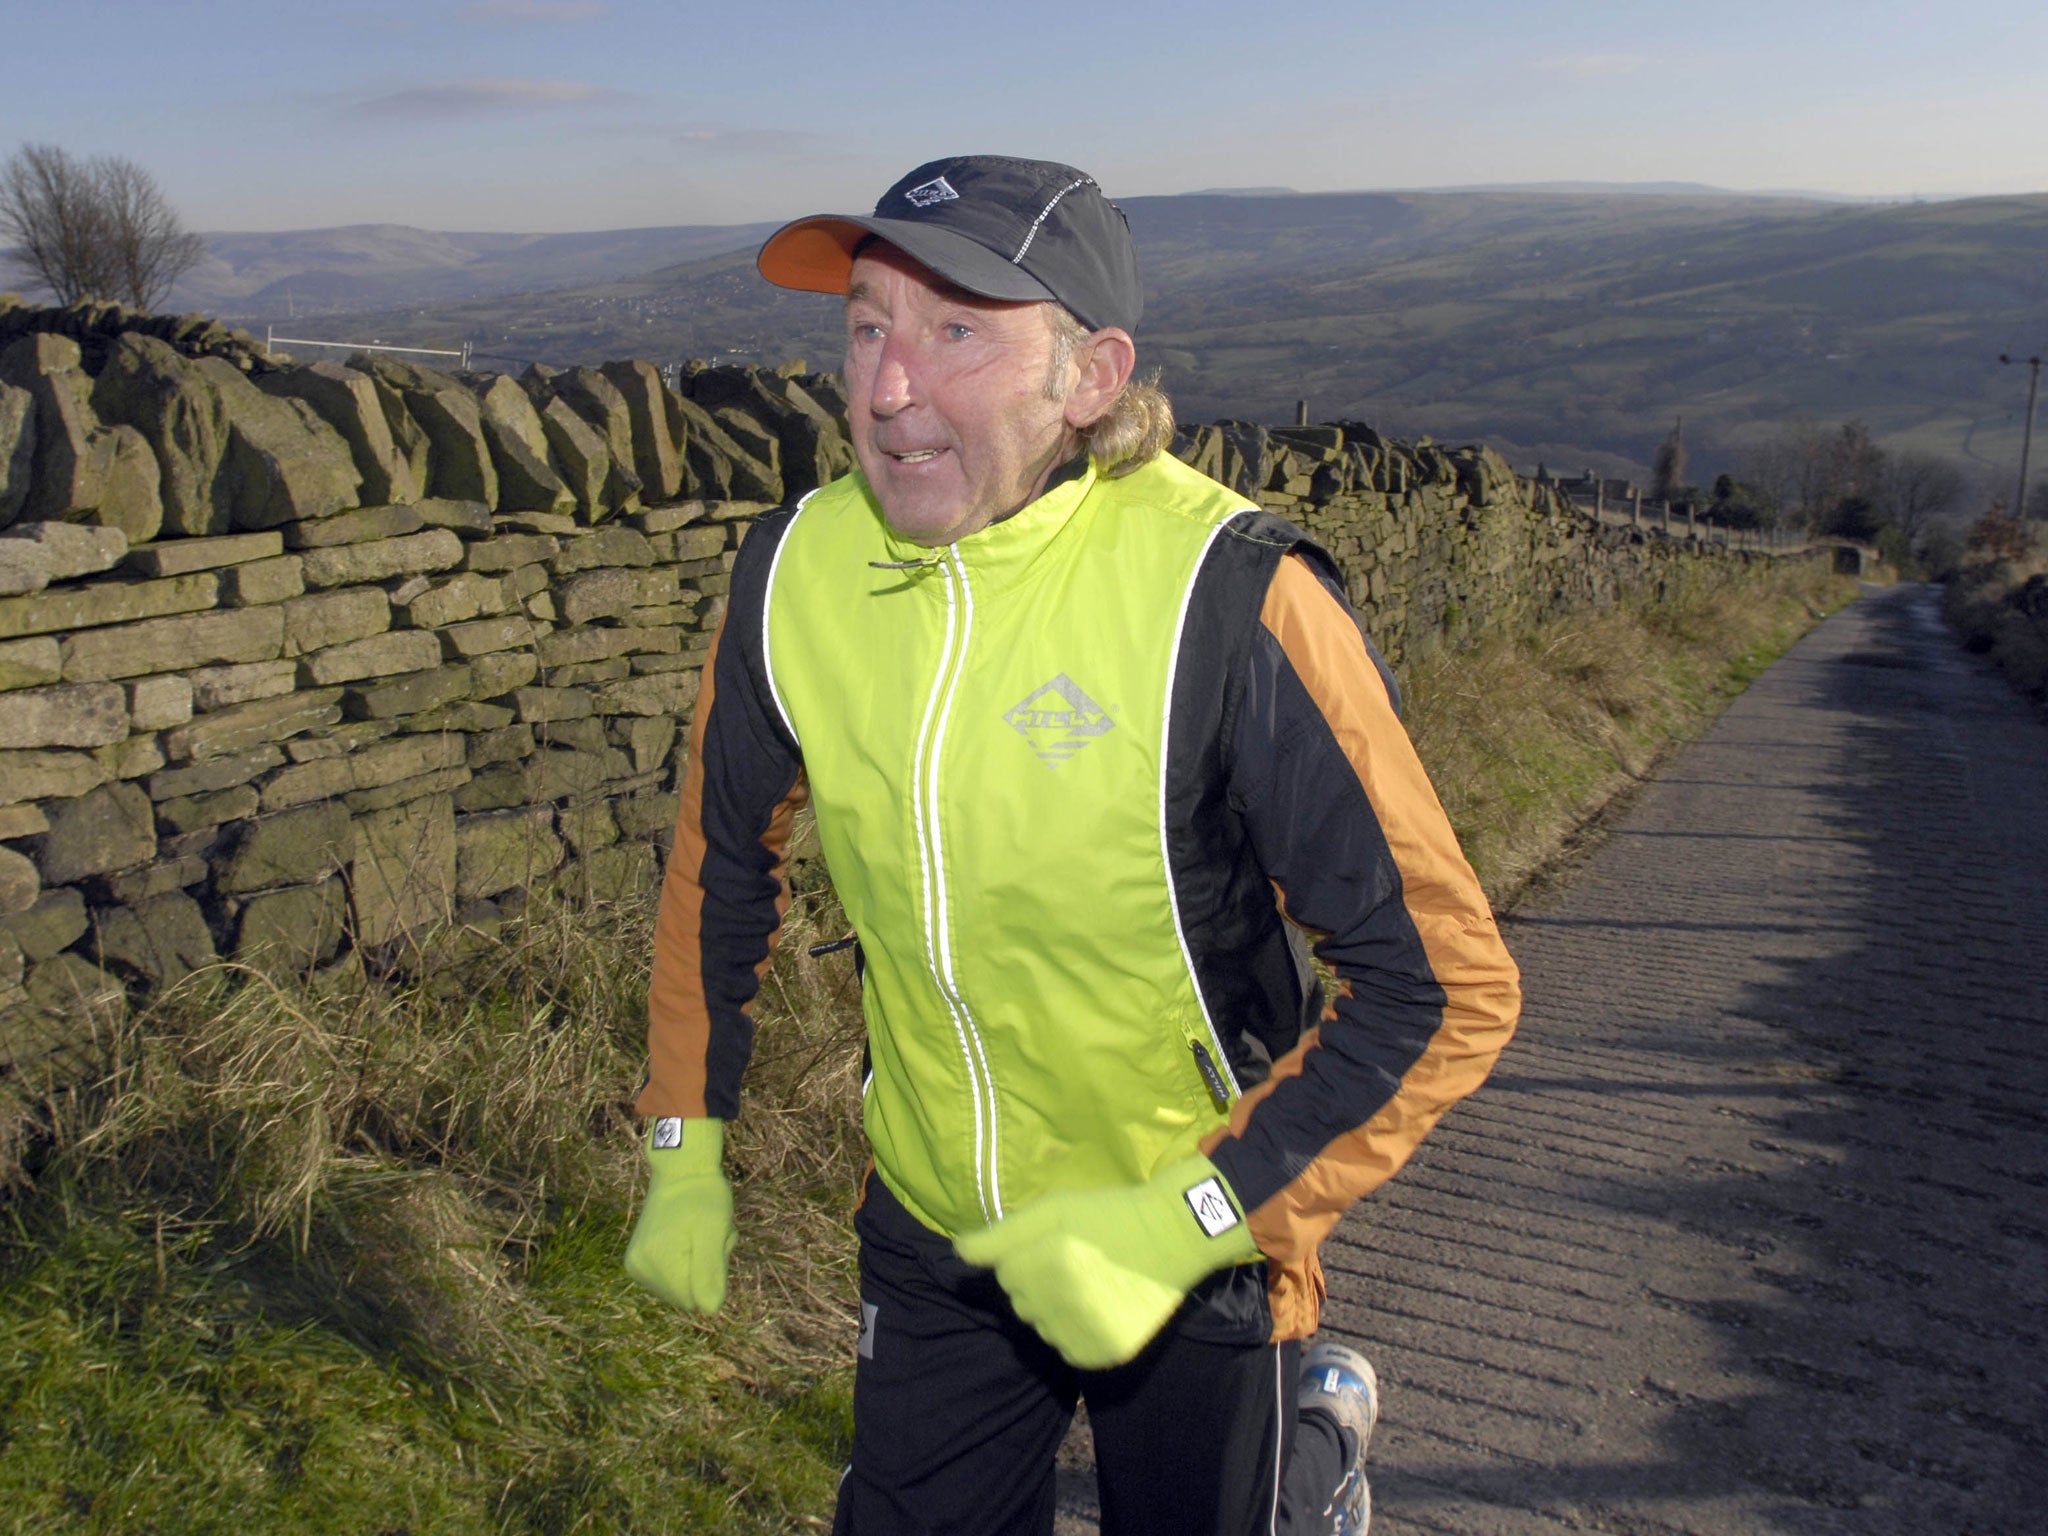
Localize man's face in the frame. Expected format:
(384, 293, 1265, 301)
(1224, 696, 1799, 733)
(843, 244, 1075, 546)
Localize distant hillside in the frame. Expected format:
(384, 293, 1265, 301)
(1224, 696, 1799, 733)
(241, 189, 2048, 487)
(172, 221, 779, 317)
(1129, 189, 2048, 483)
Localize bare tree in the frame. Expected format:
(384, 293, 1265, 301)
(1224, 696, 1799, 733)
(94, 155, 207, 310)
(0, 142, 206, 310)
(1737, 417, 1890, 530)
(1737, 418, 1826, 528)
(1878, 450, 1966, 543)
(0, 144, 114, 303)
(1820, 421, 1886, 515)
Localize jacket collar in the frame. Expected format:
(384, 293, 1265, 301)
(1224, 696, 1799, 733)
(863, 455, 1099, 596)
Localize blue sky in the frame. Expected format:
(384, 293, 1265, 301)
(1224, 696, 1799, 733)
(6, 0, 2045, 232)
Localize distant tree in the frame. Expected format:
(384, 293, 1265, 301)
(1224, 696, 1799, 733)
(1738, 419, 1826, 528)
(1736, 430, 1818, 532)
(1739, 417, 1888, 530)
(1821, 494, 1886, 543)
(0, 144, 110, 302)
(1650, 416, 1686, 501)
(1877, 450, 1966, 543)
(0, 142, 205, 310)
(1966, 506, 2033, 562)
(93, 154, 207, 310)
(1916, 516, 1970, 580)
(1820, 421, 1886, 516)
(1708, 471, 1767, 530)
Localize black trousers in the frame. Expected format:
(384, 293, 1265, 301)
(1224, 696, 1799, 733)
(833, 1174, 1346, 1536)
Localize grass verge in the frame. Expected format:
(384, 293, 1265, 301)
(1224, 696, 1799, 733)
(0, 888, 867, 1535)
(1940, 515, 2048, 713)
(1402, 555, 1861, 908)
(0, 553, 1857, 1533)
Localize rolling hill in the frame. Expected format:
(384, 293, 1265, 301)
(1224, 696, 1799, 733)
(227, 189, 2048, 489)
(173, 221, 780, 317)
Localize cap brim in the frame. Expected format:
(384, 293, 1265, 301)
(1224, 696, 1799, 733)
(758, 215, 1058, 306)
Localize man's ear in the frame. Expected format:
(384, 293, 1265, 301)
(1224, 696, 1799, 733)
(1064, 328, 1136, 429)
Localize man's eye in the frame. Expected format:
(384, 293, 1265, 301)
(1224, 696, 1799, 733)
(944, 323, 974, 341)
(850, 322, 883, 340)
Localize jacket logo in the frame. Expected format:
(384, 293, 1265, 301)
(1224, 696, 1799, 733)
(1184, 1176, 1241, 1239)
(858, 1300, 879, 1359)
(904, 176, 959, 208)
(1004, 674, 1115, 764)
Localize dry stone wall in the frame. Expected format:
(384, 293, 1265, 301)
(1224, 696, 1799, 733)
(1175, 419, 1772, 667)
(0, 299, 1788, 1085)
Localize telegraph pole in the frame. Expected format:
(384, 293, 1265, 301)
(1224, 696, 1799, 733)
(2001, 353, 2042, 518)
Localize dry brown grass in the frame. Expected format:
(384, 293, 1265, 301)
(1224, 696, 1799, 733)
(1403, 556, 1858, 907)
(24, 839, 870, 1345)
(713, 860, 868, 1364)
(1944, 519, 2048, 709)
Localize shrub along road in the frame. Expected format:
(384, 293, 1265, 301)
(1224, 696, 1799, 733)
(1059, 582, 2048, 1533)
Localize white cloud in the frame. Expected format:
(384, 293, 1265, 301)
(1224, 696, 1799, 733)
(1534, 52, 1648, 79)
(351, 78, 622, 116)
(674, 127, 823, 156)
(457, 1, 608, 23)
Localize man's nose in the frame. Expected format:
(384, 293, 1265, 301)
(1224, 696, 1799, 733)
(867, 338, 918, 417)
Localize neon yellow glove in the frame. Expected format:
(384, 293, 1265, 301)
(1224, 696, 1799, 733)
(953, 1154, 1261, 1368)
(623, 1116, 735, 1312)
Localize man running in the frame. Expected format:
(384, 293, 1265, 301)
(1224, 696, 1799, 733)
(627, 154, 1522, 1536)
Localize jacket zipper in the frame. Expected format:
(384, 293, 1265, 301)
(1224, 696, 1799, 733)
(910, 548, 1003, 1222)
(1179, 1009, 1236, 1113)
(1189, 1038, 1233, 1112)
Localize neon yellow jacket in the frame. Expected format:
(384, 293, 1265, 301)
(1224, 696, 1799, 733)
(642, 451, 1520, 1339)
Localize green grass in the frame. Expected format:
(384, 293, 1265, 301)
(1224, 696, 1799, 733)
(0, 554, 1860, 1533)
(0, 890, 865, 1535)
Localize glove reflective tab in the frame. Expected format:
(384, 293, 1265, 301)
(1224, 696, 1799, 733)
(623, 1116, 735, 1312)
(953, 1154, 1261, 1369)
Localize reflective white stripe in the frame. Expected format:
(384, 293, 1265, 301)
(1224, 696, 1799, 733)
(1011, 176, 1093, 265)
(927, 549, 1004, 1217)
(909, 555, 990, 1223)
(1159, 515, 1245, 1099)
(1269, 1344, 1285, 1536)
(758, 488, 820, 752)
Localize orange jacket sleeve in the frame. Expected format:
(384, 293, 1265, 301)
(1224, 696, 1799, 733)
(1203, 553, 1521, 1265)
(637, 510, 808, 1121)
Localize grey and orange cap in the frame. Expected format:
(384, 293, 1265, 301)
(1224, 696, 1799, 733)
(756, 155, 1143, 333)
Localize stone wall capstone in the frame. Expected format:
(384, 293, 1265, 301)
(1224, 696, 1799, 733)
(0, 299, 1801, 1083)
